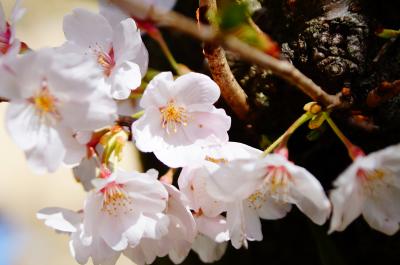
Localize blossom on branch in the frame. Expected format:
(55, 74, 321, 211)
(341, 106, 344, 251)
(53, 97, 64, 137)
(330, 143, 400, 235)
(207, 148, 331, 248)
(62, 8, 148, 99)
(132, 72, 231, 168)
(1, 49, 117, 173)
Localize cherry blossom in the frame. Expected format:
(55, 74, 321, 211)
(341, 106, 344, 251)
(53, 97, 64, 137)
(207, 149, 331, 248)
(329, 143, 400, 235)
(2, 49, 117, 173)
(62, 8, 148, 99)
(0, 0, 25, 55)
(37, 208, 121, 265)
(126, 183, 197, 264)
(84, 169, 169, 251)
(132, 72, 231, 168)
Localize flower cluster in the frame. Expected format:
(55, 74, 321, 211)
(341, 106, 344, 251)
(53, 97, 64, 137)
(0, 1, 399, 265)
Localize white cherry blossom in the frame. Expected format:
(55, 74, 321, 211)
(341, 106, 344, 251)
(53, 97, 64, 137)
(329, 143, 400, 235)
(207, 149, 331, 248)
(132, 72, 231, 168)
(84, 169, 169, 251)
(2, 49, 117, 173)
(62, 8, 148, 99)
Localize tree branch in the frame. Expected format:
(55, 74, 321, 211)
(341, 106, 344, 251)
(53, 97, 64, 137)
(111, 0, 342, 109)
(199, 0, 250, 120)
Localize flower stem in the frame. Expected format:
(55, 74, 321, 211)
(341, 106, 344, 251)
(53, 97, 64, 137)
(323, 112, 363, 160)
(131, 110, 145, 119)
(149, 28, 183, 75)
(263, 112, 313, 155)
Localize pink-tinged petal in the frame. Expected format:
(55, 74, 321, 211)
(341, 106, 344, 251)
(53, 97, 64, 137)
(173, 72, 220, 105)
(70, 231, 91, 265)
(139, 72, 174, 108)
(192, 234, 228, 263)
(86, 237, 121, 265)
(184, 107, 231, 144)
(63, 9, 112, 51)
(362, 184, 400, 235)
(329, 171, 365, 233)
(255, 199, 292, 220)
(58, 128, 86, 167)
(123, 246, 146, 265)
(195, 215, 229, 242)
(206, 159, 264, 202)
(286, 164, 331, 225)
(37, 207, 81, 233)
(227, 202, 262, 249)
(82, 193, 103, 242)
(113, 18, 148, 76)
(110, 61, 142, 100)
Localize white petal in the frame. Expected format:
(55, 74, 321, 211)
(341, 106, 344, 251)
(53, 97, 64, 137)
(192, 234, 228, 263)
(25, 124, 65, 174)
(329, 168, 365, 233)
(139, 72, 174, 108)
(99, 0, 130, 29)
(286, 164, 331, 225)
(184, 107, 231, 144)
(255, 199, 291, 220)
(110, 61, 142, 100)
(362, 184, 400, 235)
(195, 215, 229, 242)
(206, 159, 264, 202)
(227, 202, 262, 249)
(113, 18, 148, 76)
(63, 9, 112, 51)
(37, 207, 81, 233)
(173, 72, 220, 106)
(154, 145, 205, 168)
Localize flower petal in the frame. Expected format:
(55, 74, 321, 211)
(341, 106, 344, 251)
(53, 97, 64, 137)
(110, 61, 142, 100)
(139, 72, 173, 108)
(37, 207, 81, 233)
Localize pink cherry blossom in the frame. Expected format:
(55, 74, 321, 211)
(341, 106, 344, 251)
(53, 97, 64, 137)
(207, 149, 330, 248)
(330, 143, 400, 235)
(132, 72, 231, 168)
(0, 0, 24, 55)
(2, 49, 117, 173)
(62, 9, 148, 99)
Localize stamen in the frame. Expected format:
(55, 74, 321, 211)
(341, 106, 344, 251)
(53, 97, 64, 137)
(160, 100, 189, 134)
(96, 47, 115, 77)
(100, 182, 133, 217)
(29, 81, 61, 123)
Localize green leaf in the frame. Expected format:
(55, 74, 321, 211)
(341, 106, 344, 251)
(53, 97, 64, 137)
(218, 2, 250, 31)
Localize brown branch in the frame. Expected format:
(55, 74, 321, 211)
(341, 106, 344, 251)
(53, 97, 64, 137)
(111, 0, 342, 109)
(0, 97, 9, 103)
(367, 80, 400, 108)
(199, 0, 250, 120)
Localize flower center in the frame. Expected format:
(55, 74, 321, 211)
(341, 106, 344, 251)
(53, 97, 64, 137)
(97, 48, 115, 77)
(30, 83, 61, 123)
(248, 166, 291, 208)
(0, 23, 11, 54)
(160, 100, 188, 134)
(357, 168, 388, 196)
(101, 182, 133, 217)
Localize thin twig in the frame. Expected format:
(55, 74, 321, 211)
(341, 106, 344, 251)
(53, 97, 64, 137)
(199, 0, 250, 120)
(111, 0, 342, 109)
